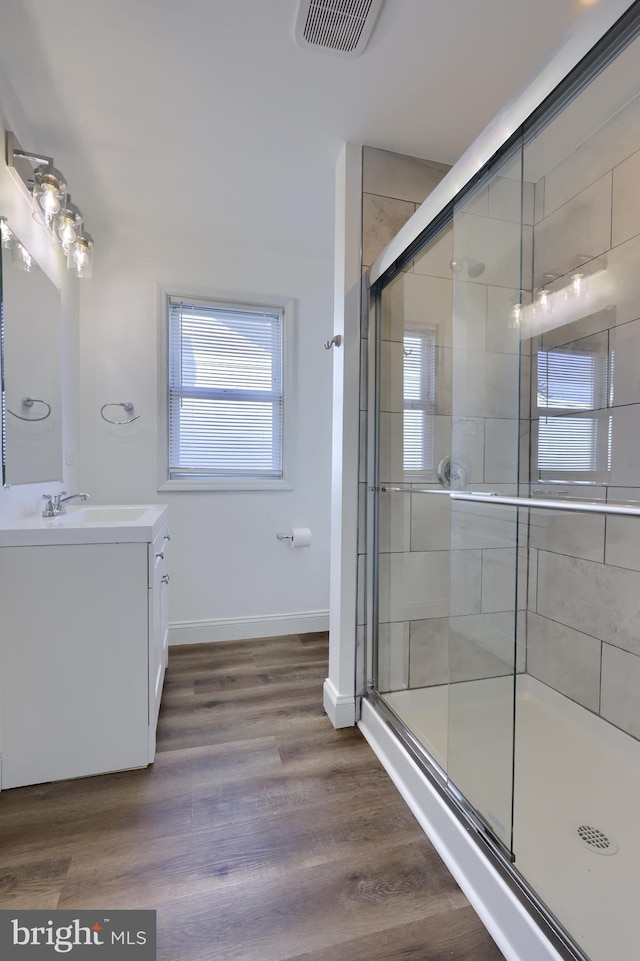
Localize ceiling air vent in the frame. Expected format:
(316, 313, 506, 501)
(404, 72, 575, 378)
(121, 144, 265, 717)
(293, 0, 385, 59)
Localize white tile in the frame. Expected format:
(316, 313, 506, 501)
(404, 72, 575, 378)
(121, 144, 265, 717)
(378, 549, 481, 623)
(481, 548, 527, 613)
(486, 285, 526, 355)
(381, 271, 453, 345)
(449, 549, 483, 617)
(451, 416, 485, 484)
(450, 501, 518, 550)
(379, 340, 404, 413)
(452, 348, 520, 418)
(448, 611, 520, 680)
(533, 173, 612, 290)
(613, 147, 640, 248)
(362, 193, 415, 268)
(453, 280, 487, 351)
(378, 411, 404, 484)
(533, 177, 545, 225)
(408, 617, 449, 687)
(528, 509, 605, 563)
(537, 550, 640, 655)
(488, 175, 534, 226)
(601, 643, 640, 739)
(610, 405, 640, 488)
(376, 621, 410, 692)
(605, 515, 640, 571)
(528, 548, 538, 613)
(541, 90, 640, 218)
(363, 146, 450, 205)
(410, 491, 451, 551)
(413, 224, 454, 280)
(526, 612, 601, 711)
(484, 418, 520, 485)
(453, 210, 530, 290)
(378, 489, 411, 553)
(609, 318, 640, 408)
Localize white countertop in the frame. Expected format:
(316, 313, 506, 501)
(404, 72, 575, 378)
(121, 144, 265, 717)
(0, 504, 169, 547)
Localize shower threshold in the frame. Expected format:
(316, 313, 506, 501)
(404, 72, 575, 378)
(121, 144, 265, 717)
(378, 676, 640, 961)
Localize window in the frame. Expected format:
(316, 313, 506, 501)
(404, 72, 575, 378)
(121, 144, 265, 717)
(536, 341, 611, 482)
(403, 329, 436, 474)
(164, 296, 289, 490)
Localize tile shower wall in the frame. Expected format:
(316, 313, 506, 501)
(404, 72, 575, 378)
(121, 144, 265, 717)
(366, 146, 531, 693)
(524, 92, 640, 741)
(358, 147, 450, 690)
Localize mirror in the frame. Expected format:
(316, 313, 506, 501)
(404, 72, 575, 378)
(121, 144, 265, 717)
(1, 219, 63, 486)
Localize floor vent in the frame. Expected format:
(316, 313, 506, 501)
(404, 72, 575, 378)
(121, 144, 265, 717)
(576, 824, 618, 855)
(293, 0, 385, 59)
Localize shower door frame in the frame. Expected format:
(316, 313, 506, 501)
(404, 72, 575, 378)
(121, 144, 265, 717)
(361, 5, 640, 961)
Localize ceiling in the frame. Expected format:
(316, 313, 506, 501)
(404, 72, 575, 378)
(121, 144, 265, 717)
(0, 0, 598, 263)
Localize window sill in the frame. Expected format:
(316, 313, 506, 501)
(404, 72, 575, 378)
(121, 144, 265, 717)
(158, 478, 293, 493)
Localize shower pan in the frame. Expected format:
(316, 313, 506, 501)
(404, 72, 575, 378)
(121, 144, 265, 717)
(360, 5, 640, 960)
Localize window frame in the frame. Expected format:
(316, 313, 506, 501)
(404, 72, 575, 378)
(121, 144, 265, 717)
(402, 326, 437, 481)
(534, 342, 611, 486)
(157, 287, 295, 492)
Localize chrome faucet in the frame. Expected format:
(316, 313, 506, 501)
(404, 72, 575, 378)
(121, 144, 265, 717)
(41, 491, 90, 517)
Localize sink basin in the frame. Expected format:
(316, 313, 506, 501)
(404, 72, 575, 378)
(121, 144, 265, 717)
(0, 503, 168, 547)
(69, 506, 149, 523)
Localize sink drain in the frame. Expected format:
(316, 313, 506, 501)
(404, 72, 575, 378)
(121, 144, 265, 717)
(576, 824, 618, 855)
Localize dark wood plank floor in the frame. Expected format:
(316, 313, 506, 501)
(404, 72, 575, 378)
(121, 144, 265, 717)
(0, 632, 504, 961)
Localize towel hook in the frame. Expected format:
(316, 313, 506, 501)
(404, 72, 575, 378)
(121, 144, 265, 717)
(324, 334, 342, 350)
(100, 402, 141, 425)
(7, 397, 51, 421)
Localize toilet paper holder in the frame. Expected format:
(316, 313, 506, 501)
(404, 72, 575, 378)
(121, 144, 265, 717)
(276, 532, 293, 541)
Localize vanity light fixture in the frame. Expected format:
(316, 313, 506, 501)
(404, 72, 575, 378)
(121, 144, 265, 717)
(5, 131, 94, 278)
(31, 163, 67, 227)
(67, 231, 93, 279)
(52, 196, 83, 253)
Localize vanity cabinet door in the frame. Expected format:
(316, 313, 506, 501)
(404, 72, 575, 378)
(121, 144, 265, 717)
(0, 542, 149, 789)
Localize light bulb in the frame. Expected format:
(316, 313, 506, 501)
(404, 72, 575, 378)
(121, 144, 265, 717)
(0, 219, 11, 248)
(571, 271, 584, 297)
(59, 222, 77, 249)
(537, 287, 550, 312)
(39, 185, 61, 220)
(509, 302, 522, 330)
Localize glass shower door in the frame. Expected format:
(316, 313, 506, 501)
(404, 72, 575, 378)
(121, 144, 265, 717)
(445, 144, 526, 853)
(374, 223, 456, 776)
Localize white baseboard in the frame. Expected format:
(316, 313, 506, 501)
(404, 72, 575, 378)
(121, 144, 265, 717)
(358, 699, 566, 961)
(168, 610, 329, 645)
(323, 677, 356, 728)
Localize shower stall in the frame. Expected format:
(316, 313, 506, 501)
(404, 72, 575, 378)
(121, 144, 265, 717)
(360, 5, 640, 960)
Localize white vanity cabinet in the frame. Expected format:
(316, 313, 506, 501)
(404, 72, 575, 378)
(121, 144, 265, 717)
(0, 505, 169, 789)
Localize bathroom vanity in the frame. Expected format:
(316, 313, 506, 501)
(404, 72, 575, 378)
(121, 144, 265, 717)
(0, 504, 169, 789)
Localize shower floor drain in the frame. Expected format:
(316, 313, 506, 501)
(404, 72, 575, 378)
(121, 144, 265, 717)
(576, 824, 618, 855)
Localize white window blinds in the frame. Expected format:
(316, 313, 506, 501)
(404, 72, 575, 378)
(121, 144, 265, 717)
(403, 330, 436, 473)
(536, 347, 609, 474)
(168, 298, 284, 480)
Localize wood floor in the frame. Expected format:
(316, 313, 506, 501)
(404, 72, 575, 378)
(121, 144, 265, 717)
(0, 632, 504, 961)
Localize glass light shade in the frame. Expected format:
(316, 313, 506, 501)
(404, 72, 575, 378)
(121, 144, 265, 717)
(11, 242, 33, 272)
(32, 164, 67, 227)
(67, 231, 94, 279)
(0, 217, 12, 249)
(52, 197, 83, 253)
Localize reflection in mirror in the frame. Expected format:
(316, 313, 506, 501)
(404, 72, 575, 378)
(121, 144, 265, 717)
(1, 218, 62, 486)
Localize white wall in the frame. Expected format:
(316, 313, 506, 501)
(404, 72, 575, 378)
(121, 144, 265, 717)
(77, 232, 333, 642)
(0, 67, 80, 524)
